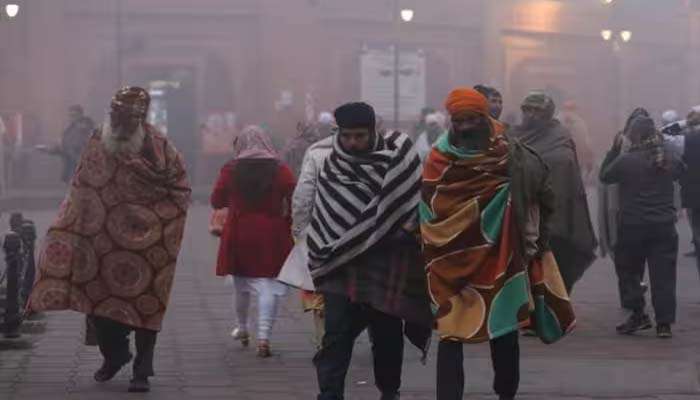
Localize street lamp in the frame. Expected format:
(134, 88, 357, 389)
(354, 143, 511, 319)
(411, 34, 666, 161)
(601, 29, 613, 41)
(400, 8, 414, 23)
(619, 30, 632, 43)
(601, 0, 614, 5)
(5, 4, 19, 18)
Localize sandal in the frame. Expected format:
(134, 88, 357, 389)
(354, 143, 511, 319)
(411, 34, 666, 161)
(257, 340, 271, 358)
(231, 328, 250, 347)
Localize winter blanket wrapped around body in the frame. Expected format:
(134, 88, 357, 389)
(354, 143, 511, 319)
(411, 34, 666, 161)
(421, 133, 576, 343)
(28, 126, 191, 331)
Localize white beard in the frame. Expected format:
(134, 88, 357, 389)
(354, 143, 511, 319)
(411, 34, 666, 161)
(101, 116, 145, 156)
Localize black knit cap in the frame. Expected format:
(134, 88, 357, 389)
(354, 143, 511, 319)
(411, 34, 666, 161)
(334, 102, 376, 130)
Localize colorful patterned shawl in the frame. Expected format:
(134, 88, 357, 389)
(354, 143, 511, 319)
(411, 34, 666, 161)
(421, 133, 575, 343)
(29, 125, 191, 331)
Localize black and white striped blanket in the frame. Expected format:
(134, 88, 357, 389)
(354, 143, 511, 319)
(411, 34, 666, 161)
(308, 131, 422, 279)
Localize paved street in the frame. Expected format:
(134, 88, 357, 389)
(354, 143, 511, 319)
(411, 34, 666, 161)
(2, 200, 700, 400)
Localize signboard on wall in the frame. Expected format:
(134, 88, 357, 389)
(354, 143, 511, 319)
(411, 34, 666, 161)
(360, 45, 426, 123)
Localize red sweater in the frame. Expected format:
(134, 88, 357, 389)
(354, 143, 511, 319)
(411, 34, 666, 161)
(211, 160, 296, 277)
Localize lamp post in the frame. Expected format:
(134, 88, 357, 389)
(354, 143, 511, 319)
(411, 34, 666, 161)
(392, 1, 414, 129)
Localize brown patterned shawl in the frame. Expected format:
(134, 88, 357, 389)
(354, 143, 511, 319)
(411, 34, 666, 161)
(28, 125, 191, 331)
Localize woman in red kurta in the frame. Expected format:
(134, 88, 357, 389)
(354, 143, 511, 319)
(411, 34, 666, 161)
(210, 125, 295, 357)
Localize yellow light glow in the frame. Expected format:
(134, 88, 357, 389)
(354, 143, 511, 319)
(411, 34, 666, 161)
(620, 30, 632, 42)
(601, 29, 613, 41)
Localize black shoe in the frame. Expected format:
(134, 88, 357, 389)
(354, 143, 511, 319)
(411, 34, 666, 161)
(128, 377, 150, 393)
(616, 312, 652, 335)
(499, 396, 515, 400)
(93, 353, 133, 382)
(656, 324, 673, 339)
(380, 392, 399, 400)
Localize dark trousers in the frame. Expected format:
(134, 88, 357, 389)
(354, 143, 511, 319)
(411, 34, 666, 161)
(91, 316, 158, 378)
(436, 332, 519, 400)
(314, 293, 404, 400)
(615, 222, 678, 324)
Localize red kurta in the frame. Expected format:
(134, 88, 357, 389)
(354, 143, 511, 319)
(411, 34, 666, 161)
(211, 160, 295, 278)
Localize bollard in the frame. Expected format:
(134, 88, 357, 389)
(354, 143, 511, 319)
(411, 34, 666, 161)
(19, 220, 37, 306)
(3, 231, 22, 338)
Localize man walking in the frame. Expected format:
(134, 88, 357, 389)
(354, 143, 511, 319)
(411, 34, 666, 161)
(422, 88, 575, 400)
(509, 92, 597, 293)
(309, 102, 432, 400)
(29, 87, 191, 392)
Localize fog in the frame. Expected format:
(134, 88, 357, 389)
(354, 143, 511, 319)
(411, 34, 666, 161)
(0, 0, 698, 191)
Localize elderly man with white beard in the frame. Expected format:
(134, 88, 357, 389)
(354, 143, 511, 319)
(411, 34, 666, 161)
(29, 86, 191, 393)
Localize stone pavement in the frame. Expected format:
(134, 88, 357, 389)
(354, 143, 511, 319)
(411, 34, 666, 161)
(2, 203, 700, 400)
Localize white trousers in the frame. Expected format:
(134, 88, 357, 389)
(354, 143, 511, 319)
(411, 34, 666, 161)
(234, 277, 288, 341)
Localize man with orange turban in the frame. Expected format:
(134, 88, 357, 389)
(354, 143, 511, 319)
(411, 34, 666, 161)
(421, 88, 575, 400)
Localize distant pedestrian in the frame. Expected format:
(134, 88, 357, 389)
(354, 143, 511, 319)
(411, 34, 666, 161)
(600, 116, 684, 338)
(211, 125, 296, 357)
(37, 105, 95, 183)
(414, 111, 446, 161)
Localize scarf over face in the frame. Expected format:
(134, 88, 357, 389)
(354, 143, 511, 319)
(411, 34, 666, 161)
(307, 131, 422, 279)
(29, 124, 191, 331)
(421, 87, 575, 343)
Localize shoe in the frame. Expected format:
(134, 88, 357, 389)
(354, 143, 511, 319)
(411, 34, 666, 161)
(656, 324, 673, 339)
(93, 353, 133, 382)
(380, 392, 400, 400)
(499, 397, 515, 400)
(256, 340, 271, 358)
(128, 377, 150, 393)
(231, 327, 250, 347)
(616, 312, 652, 335)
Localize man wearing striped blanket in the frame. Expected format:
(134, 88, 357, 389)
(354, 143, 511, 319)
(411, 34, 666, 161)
(309, 102, 432, 400)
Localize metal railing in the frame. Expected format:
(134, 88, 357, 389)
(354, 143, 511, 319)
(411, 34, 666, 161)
(1, 212, 37, 338)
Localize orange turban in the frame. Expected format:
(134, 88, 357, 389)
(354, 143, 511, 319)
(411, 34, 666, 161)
(444, 87, 489, 117)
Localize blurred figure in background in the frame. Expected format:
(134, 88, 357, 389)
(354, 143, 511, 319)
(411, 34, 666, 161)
(558, 101, 594, 180)
(413, 106, 436, 139)
(283, 112, 336, 177)
(680, 109, 700, 277)
(509, 92, 597, 293)
(473, 84, 504, 120)
(36, 105, 95, 183)
(414, 111, 446, 161)
(317, 111, 336, 138)
(661, 109, 681, 126)
(211, 125, 296, 358)
(283, 121, 321, 177)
